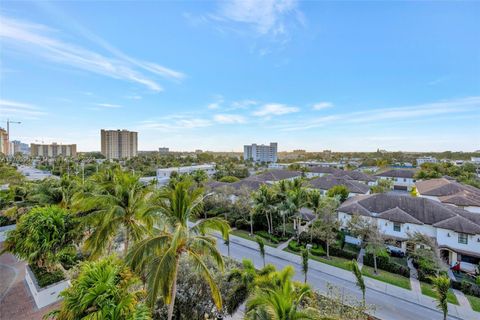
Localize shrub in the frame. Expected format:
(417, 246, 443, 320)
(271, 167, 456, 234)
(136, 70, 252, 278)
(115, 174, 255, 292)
(363, 253, 410, 278)
(256, 231, 280, 244)
(219, 176, 240, 183)
(329, 246, 358, 260)
(0, 215, 15, 227)
(235, 219, 250, 231)
(311, 246, 326, 256)
(29, 264, 65, 288)
(451, 280, 480, 298)
(288, 240, 304, 252)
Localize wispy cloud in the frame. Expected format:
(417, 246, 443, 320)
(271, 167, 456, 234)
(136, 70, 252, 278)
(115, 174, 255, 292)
(253, 103, 299, 117)
(216, 0, 301, 36)
(280, 96, 480, 131)
(0, 15, 184, 92)
(96, 103, 122, 109)
(0, 99, 46, 118)
(312, 102, 334, 111)
(213, 114, 246, 124)
(137, 115, 212, 132)
(228, 99, 258, 110)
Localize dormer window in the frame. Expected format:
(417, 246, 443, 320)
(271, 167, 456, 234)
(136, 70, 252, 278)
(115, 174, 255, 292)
(458, 233, 468, 245)
(393, 222, 401, 232)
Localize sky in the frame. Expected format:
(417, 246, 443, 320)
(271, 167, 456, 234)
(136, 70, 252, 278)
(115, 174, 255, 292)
(0, 0, 479, 152)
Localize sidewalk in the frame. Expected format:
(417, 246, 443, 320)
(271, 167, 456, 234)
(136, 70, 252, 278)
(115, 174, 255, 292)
(225, 233, 478, 320)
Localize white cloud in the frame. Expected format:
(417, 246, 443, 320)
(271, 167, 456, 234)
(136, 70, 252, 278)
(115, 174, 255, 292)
(218, 0, 300, 36)
(96, 103, 122, 108)
(253, 103, 299, 117)
(0, 15, 184, 92)
(229, 99, 258, 110)
(213, 114, 246, 124)
(0, 99, 46, 118)
(207, 103, 221, 110)
(312, 102, 334, 110)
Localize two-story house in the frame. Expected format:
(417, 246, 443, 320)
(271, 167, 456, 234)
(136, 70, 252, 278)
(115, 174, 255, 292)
(307, 176, 371, 197)
(375, 169, 417, 191)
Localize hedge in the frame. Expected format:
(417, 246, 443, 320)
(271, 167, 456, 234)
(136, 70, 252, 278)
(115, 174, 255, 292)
(288, 240, 304, 252)
(364, 253, 410, 278)
(311, 246, 326, 256)
(256, 231, 280, 244)
(329, 246, 358, 260)
(235, 219, 250, 231)
(451, 280, 480, 298)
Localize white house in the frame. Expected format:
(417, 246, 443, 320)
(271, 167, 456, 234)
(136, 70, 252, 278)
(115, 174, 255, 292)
(416, 156, 438, 166)
(415, 178, 480, 214)
(307, 176, 370, 198)
(156, 164, 216, 186)
(338, 193, 480, 273)
(246, 169, 302, 184)
(375, 169, 416, 191)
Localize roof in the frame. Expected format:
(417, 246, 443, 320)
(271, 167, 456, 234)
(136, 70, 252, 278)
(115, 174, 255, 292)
(377, 207, 423, 225)
(338, 193, 480, 235)
(308, 167, 340, 174)
(333, 170, 377, 182)
(376, 169, 416, 179)
(308, 176, 370, 194)
(206, 179, 265, 194)
(416, 178, 480, 207)
(295, 208, 316, 221)
(246, 169, 302, 182)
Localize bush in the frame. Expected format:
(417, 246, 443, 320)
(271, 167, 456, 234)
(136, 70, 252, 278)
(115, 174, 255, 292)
(219, 176, 240, 183)
(288, 240, 304, 252)
(329, 246, 358, 260)
(0, 215, 15, 227)
(256, 231, 280, 244)
(235, 219, 250, 231)
(311, 245, 326, 256)
(29, 264, 65, 288)
(364, 253, 410, 278)
(451, 280, 480, 298)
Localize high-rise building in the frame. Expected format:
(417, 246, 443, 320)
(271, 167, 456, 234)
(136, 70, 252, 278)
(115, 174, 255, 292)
(159, 147, 169, 154)
(0, 128, 9, 155)
(9, 140, 30, 155)
(30, 142, 77, 157)
(101, 129, 138, 159)
(244, 142, 278, 163)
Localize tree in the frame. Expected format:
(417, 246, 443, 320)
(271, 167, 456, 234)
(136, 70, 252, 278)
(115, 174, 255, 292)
(327, 185, 349, 202)
(350, 259, 366, 306)
(252, 185, 277, 234)
(190, 169, 208, 186)
(256, 235, 266, 267)
(370, 179, 393, 194)
(314, 196, 340, 259)
(46, 256, 151, 320)
(127, 180, 230, 320)
(76, 169, 157, 257)
(245, 266, 318, 320)
(301, 248, 309, 283)
(365, 226, 385, 275)
(430, 275, 450, 320)
(2, 206, 78, 272)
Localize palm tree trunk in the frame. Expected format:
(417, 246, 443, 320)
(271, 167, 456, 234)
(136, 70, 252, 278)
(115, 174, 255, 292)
(283, 214, 286, 237)
(124, 231, 129, 256)
(269, 211, 274, 234)
(373, 253, 378, 274)
(265, 212, 271, 234)
(250, 213, 254, 236)
(167, 260, 180, 320)
(326, 243, 330, 259)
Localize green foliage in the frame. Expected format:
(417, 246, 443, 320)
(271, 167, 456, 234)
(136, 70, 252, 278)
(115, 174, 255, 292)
(363, 253, 410, 278)
(219, 175, 240, 183)
(415, 162, 480, 188)
(326, 185, 349, 202)
(46, 256, 151, 320)
(430, 275, 451, 320)
(2, 205, 78, 271)
(256, 235, 266, 266)
(30, 264, 65, 288)
(350, 259, 366, 305)
(0, 163, 25, 185)
(301, 248, 309, 283)
(370, 179, 393, 194)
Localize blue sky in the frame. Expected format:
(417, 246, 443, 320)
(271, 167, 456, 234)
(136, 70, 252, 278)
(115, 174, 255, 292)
(1, 0, 479, 152)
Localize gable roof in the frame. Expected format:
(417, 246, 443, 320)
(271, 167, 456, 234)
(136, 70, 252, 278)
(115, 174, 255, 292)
(308, 176, 370, 194)
(308, 167, 341, 174)
(416, 178, 480, 207)
(333, 170, 377, 182)
(338, 193, 480, 235)
(247, 169, 302, 182)
(377, 207, 423, 225)
(376, 169, 416, 179)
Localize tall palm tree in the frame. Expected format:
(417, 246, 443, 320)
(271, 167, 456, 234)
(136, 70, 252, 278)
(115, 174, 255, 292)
(350, 259, 366, 306)
(301, 248, 309, 283)
(127, 180, 230, 320)
(76, 170, 156, 258)
(45, 256, 151, 320)
(245, 266, 318, 320)
(256, 235, 266, 267)
(430, 275, 450, 320)
(253, 185, 277, 234)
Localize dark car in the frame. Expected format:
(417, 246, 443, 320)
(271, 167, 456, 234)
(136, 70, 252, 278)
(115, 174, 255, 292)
(386, 245, 405, 258)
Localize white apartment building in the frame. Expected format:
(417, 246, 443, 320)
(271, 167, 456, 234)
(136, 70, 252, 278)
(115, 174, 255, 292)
(0, 128, 9, 155)
(159, 147, 170, 154)
(416, 156, 438, 166)
(338, 193, 480, 273)
(156, 164, 216, 185)
(30, 143, 77, 157)
(244, 142, 278, 163)
(375, 169, 416, 191)
(101, 129, 138, 159)
(9, 140, 30, 155)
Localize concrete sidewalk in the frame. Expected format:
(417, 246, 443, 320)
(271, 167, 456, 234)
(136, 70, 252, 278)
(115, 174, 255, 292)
(225, 232, 478, 320)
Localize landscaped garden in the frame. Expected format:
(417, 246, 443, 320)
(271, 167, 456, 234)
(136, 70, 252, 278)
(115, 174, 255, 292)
(361, 265, 411, 290)
(466, 294, 480, 312)
(420, 282, 459, 305)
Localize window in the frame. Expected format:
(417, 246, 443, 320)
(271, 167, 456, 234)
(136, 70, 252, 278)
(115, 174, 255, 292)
(393, 222, 401, 232)
(403, 178, 407, 182)
(458, 233, 468, 244)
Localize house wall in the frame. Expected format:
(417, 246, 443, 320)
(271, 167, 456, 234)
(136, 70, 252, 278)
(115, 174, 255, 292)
(378, 176, 415, 190)
(436, 228, 480, 253)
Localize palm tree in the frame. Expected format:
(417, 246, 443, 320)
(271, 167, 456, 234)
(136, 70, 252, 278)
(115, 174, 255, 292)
(45, 256, 151, 320)
(252, 185, 277, 234)
(226, 259, 276, 314)
(245, 266, 318, 320)
(256, 235, 266, 267)
(76, 170, 157, 258)
(301, 248, 309, 283)
(350, 259, 366, 306)
(127, 180, 230, 320)
(430, 275, 450, 320)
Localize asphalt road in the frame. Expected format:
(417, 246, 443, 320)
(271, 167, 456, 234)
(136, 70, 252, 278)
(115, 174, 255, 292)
(217, 238, 469, 320)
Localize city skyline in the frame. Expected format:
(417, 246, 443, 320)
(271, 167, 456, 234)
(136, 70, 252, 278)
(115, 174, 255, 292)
(1, 1, 480, 152)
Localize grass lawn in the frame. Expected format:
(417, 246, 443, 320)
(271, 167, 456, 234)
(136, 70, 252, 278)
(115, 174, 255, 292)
(389, 256, 408, 267)
(466, 295, 480, 312)
(283, 247, 353, 271)
(230, 229, 279, 248)
(420, 282, 459, 305)
(343, 243, 361, 254)
(362, 266, 411, 290)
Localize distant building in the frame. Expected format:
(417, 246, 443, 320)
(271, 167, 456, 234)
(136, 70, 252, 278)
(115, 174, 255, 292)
(417, 156, 438, 166)
(293, 149, 306, 153)
(10, 140, 30, 155)
(158, 147, 169, 154)
(101, 129, 138, 159)
(156, 164, 216, 186)
(471, 157, 480, 164)
(30, 142, 77, 157)
(0, 128, 8, 155)
(244, 142, 278, 163)
(195, 149, 203, 154)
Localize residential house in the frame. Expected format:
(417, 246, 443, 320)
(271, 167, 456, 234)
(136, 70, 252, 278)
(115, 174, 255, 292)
(246, 169, 302, 184)
(375, 169, 417, 191)
(338, 193, 480, 272)
(307, 176, 370, 197)
(415, 178, 480, 213)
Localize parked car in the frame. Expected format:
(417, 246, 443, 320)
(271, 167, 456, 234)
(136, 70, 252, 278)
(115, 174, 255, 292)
(386, 245, 405, 258)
